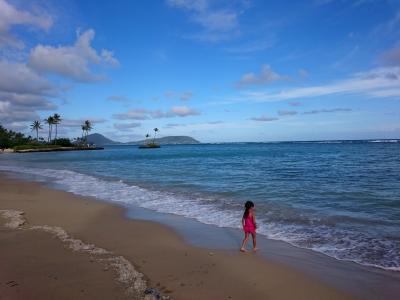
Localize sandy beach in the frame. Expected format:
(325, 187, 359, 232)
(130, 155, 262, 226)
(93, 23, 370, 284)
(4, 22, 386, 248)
(0, 173, 356, 300)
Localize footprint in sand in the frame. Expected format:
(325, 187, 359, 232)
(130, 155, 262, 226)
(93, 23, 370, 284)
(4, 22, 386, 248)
(6, 280, 19, 287)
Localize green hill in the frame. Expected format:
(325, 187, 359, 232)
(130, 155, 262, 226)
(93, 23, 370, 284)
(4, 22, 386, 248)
(86, 133, 121, 146)
(85, 134, 200, 146)
(130, 136, 200, 145)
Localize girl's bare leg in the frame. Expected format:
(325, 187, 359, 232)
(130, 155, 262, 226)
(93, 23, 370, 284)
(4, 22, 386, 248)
(251, 232, 258, 251)
(240, 232, 249, 252)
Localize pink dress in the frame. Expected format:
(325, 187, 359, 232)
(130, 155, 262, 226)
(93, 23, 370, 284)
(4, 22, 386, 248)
(243, 212, 256, 234)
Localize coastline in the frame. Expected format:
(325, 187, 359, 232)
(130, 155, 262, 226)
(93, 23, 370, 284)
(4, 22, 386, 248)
(0, 173, 355, 300)
(7, 146, 104, 153)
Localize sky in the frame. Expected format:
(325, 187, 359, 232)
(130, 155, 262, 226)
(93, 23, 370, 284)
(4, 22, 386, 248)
(0, 0, 399, 142)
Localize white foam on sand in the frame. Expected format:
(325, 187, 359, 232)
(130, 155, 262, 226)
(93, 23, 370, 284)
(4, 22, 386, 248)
(0, 209, 165, 300)
(1, 165, 398, 272)
(0, 209, 26, 229)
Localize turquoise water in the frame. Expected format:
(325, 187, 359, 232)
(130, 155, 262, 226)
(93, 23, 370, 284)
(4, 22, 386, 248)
(1, 140, 399, 271)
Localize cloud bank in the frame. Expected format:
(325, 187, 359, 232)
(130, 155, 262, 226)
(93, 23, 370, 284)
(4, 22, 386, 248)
(236, 65, 289, 88)
(113, 106, 200, 120)
(0, 0, 53, 49)
(28, 29, 119, 82)
(240, 66, 400, 102)
(166, 0, 242, 42)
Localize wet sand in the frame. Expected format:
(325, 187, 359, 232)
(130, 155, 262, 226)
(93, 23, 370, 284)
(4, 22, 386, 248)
(0, 174, 355, 299)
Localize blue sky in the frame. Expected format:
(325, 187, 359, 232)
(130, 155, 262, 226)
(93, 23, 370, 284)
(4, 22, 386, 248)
(1, 0, 399, 142)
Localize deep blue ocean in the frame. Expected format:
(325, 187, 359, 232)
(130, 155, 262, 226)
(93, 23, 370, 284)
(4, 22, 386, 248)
(1, 140, 399, 271)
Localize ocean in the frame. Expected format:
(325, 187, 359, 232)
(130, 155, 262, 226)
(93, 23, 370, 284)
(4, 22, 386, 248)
(1, 140, 399, 272)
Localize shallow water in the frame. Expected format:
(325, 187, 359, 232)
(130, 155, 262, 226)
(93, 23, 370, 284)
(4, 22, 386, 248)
(1, 140, 399, 271)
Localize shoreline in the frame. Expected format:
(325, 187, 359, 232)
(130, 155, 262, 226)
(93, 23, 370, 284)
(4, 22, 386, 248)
(0, 173, 356, 300)
(10, 146, 104, 153)
(126, 205, 400, 298)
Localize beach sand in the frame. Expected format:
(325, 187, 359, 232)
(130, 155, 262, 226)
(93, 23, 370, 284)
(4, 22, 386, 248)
(0, 174, 355, 300)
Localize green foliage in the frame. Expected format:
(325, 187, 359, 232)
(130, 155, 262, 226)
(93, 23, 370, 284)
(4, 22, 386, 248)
(53, 138, 73, 147)
(0, 125, 33, 148)
(0, 124, 73, 150)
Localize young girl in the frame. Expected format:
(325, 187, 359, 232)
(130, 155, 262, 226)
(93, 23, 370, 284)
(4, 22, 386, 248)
(240, 201, 258, 252)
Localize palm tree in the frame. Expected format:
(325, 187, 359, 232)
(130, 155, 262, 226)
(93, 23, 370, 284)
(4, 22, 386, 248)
(81, 125, 86, 144)
(44, 116, 55, 143)
(84, 120, 92, 138)
(53, 113, 61, 144)
(30, 120, 42, 141)
(81, 120, 92, 145)
(145, 133, 150, 144)
(153, 128, 159, 144)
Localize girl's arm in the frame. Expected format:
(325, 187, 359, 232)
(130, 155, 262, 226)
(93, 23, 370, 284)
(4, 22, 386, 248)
(252, 213, 257, 228)
(242, 217, 245, 228)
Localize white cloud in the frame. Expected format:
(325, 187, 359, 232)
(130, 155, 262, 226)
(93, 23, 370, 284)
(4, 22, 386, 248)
(238, 67, 400, 102)
(164, 90, 176, 98)
(382, 46, 400, 66)
(236, 65, 289, 87)
(0, 0, 53, 49)
(179, 91, 193, 101)
(165, 90, 193, 101)
(164, 120, 222, 129)
(250, 115, 279, 122)
(288, 101, 302, 106)
(113, 109, 149, 120)
(298, 69, 309, 79)
(113, 106, 200, 120)
(62, 118, 107, 127)
(165, 123, 185, 128)
(28, 29, 119, 82)
(107, 95, 131, 103)
(366, 88, 400, 98)
(171, 105, 199, 116)
(278, 110, 298, 116)
(102, 131, 143, 143)
(113, 122, 141, 130)
(166, 0, 242, 42)
(0, 92, 56, 110)
(302, 108, 352, 115)
(0, 60, 54, 95)
(0, 60, 57, 125)
(193, 10, 238, 32)
(372, 10, 400, 38)
(167, 0, 207, 11)
(0, 106, 39, 125)
(333, 45, 359, 69)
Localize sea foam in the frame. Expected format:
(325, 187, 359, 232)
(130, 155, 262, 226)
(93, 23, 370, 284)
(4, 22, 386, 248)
(1, 164, 399, 272)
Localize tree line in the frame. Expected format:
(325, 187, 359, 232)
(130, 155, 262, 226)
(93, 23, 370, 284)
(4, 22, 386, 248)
(30, 114, 93, 144)
(1, 114, 94, 149)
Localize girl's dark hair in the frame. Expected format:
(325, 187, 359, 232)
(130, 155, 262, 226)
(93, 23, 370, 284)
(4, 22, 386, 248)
(243, 201, 254, 218)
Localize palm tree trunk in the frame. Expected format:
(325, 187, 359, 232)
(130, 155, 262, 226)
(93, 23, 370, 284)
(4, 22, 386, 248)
(36, 129, 39, 141)
(54, 124, 58, 144)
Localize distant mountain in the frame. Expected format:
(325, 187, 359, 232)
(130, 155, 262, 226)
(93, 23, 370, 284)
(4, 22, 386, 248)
(86, 133, 120, 146)
(85, 134, 200, 146)
(129, 136, 200, 145)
